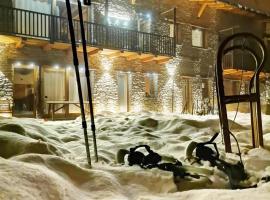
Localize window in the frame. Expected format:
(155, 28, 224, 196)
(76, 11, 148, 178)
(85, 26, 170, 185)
(145, 73, 158, 98)
(169, 24, 174, 38)
(266, 22, 270, 34)
(192, 27, 205, 48)
(169, 24, 182, 44)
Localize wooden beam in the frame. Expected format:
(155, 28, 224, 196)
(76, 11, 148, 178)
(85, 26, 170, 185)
(191, 0, 214, 1)
(108, 51, 121, 58)
(197, 3, 208, 18)
(141, 55, 155, 62)
(120, 51, 138, 58)
(88, 48, 100, 55)
(15, 38, 25, 48)
(126, 54, 139, 61)
(156, 57, 171, 64)
(43, 43, 52, 51)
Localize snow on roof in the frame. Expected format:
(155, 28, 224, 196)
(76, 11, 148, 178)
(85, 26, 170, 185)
(219, 0, 270, 17)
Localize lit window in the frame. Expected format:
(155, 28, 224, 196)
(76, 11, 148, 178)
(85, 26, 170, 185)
(145, 73, 158, 98)
(192, 27, 205, 48)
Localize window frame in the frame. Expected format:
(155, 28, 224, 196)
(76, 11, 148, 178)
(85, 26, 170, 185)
(144, 73, 158, 98)
(191, 26, 206, 48)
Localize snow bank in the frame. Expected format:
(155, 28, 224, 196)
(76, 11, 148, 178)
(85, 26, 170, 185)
(0, 113, 270, 199)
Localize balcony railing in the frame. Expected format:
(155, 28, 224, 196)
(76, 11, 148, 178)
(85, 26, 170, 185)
(0, 5, 175, 57)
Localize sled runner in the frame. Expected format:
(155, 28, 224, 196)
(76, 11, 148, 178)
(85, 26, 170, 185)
(216, 33, 267, 153)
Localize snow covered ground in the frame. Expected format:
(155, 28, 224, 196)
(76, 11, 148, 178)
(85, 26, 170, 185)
(1, 112, 270, 200)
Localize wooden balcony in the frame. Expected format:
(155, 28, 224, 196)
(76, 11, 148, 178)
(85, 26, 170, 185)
(0, 5, 175, 58)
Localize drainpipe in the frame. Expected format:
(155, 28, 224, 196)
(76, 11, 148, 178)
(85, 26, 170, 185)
(105, 0, 109, 46)
(173, 7, 177, 56)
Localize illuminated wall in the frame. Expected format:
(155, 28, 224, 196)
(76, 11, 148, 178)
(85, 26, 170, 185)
(0, 44, 13, 104)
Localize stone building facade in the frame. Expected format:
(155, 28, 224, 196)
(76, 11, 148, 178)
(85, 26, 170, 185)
(0, 0, 269, 117)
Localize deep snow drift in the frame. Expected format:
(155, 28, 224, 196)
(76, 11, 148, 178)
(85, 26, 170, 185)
(1, 112, 270, 200)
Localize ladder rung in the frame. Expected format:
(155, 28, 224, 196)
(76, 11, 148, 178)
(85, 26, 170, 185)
(224, 94, 258, 104)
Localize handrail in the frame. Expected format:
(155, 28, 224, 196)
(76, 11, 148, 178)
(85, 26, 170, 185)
(0, 5, 175, 57)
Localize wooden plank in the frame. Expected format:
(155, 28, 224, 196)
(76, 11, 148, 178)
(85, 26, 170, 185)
(141, 55, 155, 62)
(15, 38, 25, 48)
(126, 54, 139, 61)
(43, 43, 52, 51)
(197, 3, 208, 18)
(100, 49, 120, 55)
(88, 48, 100, 55)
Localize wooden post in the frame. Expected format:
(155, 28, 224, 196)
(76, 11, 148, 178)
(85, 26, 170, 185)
(105, 0, 109, 25)
(105, 0, 109, 46)
(173, 7, 177, 54)
(50, 0, 57, 42)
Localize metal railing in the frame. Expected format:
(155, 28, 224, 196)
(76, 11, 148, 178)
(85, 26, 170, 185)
(0, 5, 175, 57)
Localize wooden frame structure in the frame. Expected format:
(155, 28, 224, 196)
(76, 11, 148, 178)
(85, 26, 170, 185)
(189, 0, 258, 18)
(216, 32, 267, 152)
(0, 5, 175, 58)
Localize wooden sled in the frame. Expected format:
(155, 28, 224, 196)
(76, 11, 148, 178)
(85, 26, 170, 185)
(216, 33, 267, 152)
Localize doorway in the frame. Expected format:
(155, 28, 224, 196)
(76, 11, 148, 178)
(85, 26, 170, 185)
(43, 67, 66, 114)
(118, 73, 129, 112)
(13, 66, 36, 117)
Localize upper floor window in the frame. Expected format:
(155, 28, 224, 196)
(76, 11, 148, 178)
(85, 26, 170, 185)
(192, 27, 205, 48)
(266, 22, 270, 34)
(169, 23, 182, 44)
(145, 73, 158, 98)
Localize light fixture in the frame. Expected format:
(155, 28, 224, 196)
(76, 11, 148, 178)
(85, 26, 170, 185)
(101, 56, 112, 72)
(54, 64, 60, 69)
(15, 62, 21, 67)
(123, 21, 128, 26)
(67, 65, 72, 71)
(166, 59, 180, 77)
(115, 19, 120, 26)
(28, 63, 35, 69)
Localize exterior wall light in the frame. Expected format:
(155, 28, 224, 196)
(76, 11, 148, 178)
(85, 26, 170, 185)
(101, 57, 112, 72)
(54, 65, 60, 69)
(14, 62, 21, 67)
(28, 63, 35, 69)
(67, 66, 72, 71)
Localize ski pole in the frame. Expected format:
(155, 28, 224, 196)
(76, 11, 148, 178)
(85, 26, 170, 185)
(77, 0, 98, 162)
(65, 0, 92, 167)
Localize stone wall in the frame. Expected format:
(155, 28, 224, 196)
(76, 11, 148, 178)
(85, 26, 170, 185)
(0, 43, 13, 104)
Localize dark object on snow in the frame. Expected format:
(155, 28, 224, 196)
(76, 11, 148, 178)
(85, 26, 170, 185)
(216, 32, 267, 153)
(195, 132, 220, 165)
(262, 176, 270, 183)
(188, 133, 248, 189)
(128, 145, 162, 168)
(125, 145, 200, 179)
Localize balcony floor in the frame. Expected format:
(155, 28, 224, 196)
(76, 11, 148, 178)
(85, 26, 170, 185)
(0, 35, 171, 65)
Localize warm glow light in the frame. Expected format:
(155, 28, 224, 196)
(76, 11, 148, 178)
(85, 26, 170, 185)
(108, 13, 131, 21)
(67, 65, 72, 70)
(54, 65, 60, 69)
(166, 59, 180, 77)
(101, 57, 112, 72)
(15, 62, 21, 67)
(28, 63, 35, 69)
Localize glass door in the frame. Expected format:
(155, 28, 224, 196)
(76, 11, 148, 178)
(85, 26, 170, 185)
(13, 67, 36, 117)
(118, 73, 128, 112)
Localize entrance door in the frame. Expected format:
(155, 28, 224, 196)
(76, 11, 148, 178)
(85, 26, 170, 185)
(118, 73, 128, 112)
(13, 67, 36, 117)
(43, 68, 66, 114)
